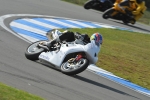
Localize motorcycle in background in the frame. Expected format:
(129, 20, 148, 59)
(102, 1, 136, 24)
(84, 0, 114, 12)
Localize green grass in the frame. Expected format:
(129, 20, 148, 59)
(60, 28, 150, 90)
(62, 0, 150, 25)
(0, 83, 44, 100)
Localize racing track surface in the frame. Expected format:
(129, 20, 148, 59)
(0, 0, 150, 100)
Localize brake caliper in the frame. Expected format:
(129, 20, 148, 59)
(75, 53, 83, 61)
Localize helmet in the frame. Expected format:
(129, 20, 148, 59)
(90, 33, 103, 46)
(136, 0, 144, 3)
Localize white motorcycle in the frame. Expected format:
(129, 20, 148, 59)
(25, 29, 99, 75)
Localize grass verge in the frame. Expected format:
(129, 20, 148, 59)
(0, 82, 43, 100)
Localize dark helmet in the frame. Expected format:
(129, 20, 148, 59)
(136, 0, 144, 3)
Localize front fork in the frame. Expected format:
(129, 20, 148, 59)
(68, 53, 83, 63)
(75, 53, 83, 61)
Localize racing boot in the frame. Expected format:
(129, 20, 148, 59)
(40, 36, 60, 49)
(47, 36, 60, 48)
(125, 9, 134, 19)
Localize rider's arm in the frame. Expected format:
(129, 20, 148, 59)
(132, 1, 146, 15)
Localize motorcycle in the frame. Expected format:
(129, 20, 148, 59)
(25, 29, 98, 75)
(84, 0, 114, 12)
(102, 1, 136, 24)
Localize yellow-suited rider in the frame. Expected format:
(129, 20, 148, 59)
(114, 0, 147, 21)
(132, 0, 147, 21)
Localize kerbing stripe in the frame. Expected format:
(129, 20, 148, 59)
(23, 19, 61, 29)
(56, 19, 87, 28)
(94, 23, 116, 28)
(11, 26, 47, 40)
(76, 21, 102, 28)
(44, 18, 80, 28)
(66, 20, 95, 28)
(13, 19, 51, 31)
(96, 72, 150, 94)
(10, 22, 47, 36)
(56, 19, 102, 28)
(33, 18, 73, 29)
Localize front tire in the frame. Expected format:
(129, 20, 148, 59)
(61, 58, 89, 75)
(25, 41, 46, 61)
(84, 0, 94, 9)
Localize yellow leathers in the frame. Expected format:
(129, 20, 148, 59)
(132, 1, 147, 20)
(114, 0, 147, 20)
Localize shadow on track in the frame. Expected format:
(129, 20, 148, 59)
(72, 75, 141, 99)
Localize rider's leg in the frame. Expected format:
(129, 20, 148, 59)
(125, 9, 134, 19)
(46, 36, 60, 48)
(45, 31, 75, 48)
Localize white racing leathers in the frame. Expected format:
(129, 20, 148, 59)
(84, 40, 101, 64)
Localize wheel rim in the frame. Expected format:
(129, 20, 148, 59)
(62, 58, 86, 71)
(103, 14, 109, 19)
(27, 42, 44, 54)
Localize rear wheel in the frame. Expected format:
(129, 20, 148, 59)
(122, 18, 136, 25)
(25, 41, 46, 61)
(130, 19, 136, 25)
(122, 19, 129, 25)
(103, 8, 115, 19)
(61, 58, 89, 75)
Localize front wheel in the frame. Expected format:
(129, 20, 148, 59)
(61, 58, 89, 75)
(25, 41, 46, 61)
(84, 0, 94, 9)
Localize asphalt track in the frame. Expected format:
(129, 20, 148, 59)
(0, 0, 150, 100)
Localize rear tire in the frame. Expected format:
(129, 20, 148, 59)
(25, 41, 46, 61)
(122, 19, 129, 25)
(61, 58, 89, 75)
(130, 19, 136, 25)
(122, 18, 136, 25)
(102, 8, 115, 19)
